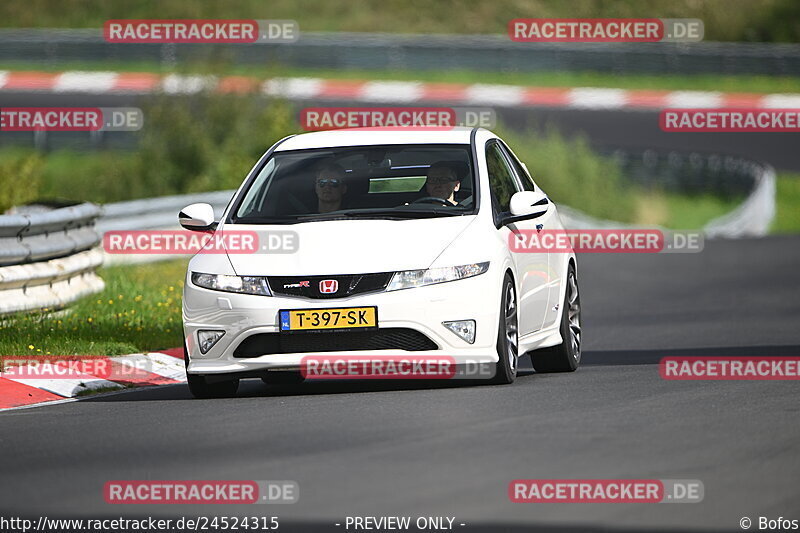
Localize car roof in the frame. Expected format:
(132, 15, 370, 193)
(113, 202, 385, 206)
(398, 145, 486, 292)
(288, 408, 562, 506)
(275, 127, 478, 152)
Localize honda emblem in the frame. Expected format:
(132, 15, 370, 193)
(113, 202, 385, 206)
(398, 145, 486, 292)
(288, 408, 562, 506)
(319, 279, 339, 294)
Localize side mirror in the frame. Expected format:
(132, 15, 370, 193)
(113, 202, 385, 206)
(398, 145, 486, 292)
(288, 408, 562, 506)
(501, 190, 549, 226)
(179, 203, 217, 232)
(510, 190, 549, 217)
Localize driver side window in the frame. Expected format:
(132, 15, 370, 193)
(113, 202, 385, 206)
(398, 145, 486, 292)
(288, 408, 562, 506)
(486, 142, 520, 216)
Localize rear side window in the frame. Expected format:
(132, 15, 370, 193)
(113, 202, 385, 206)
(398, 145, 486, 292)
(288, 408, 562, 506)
(485, 142, 519, 215)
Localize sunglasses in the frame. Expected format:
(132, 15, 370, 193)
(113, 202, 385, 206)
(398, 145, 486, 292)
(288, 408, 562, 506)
(316, 178, 342, 188)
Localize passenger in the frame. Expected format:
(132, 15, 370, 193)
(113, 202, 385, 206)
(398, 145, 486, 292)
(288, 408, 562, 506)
(314, 164, 348, 213)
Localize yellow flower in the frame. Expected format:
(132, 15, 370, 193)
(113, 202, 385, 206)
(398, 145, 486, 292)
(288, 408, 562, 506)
(87, 317, 93, 323)
(28, 344, 34, 350)
(108, 299, 114, 305)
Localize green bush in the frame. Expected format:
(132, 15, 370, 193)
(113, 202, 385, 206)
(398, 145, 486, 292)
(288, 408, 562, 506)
(135, 92, 294, 195)
(38, 150, 138, 203)
(0, 150, 43, 212)
(0, 0, 791, 42)
(497, 127, 636, 223)
(750, 0, 800, 42)
(0, 93, 296, 206)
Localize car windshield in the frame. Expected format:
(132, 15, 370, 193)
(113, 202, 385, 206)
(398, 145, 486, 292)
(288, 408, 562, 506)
(230, 144, 476, 223)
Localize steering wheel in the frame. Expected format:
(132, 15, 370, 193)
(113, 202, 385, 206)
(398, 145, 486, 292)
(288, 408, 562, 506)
(411, 196, 451, 206)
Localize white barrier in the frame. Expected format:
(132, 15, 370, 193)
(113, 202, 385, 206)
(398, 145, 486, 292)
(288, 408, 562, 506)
(0, 203, 103, 315)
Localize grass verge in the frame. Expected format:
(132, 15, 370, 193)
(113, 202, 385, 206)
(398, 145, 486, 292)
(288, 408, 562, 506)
(665, 192, 746, 229)
(0, 259, 188, 356)
(772, 173, 800, 233)
(0, 0, 797, 42)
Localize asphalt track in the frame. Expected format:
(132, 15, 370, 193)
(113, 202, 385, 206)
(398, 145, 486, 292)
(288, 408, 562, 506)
(1, 90, 799, 532)
(2, 235, 799, 532)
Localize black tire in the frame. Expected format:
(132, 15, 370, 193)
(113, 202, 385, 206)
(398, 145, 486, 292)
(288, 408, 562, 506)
(532, 264, 581, 373)
(261, 372, 305, 385)
(187, 374, 240, 399)
(183, 338, 239, 398)
(491, 273, 519, 384)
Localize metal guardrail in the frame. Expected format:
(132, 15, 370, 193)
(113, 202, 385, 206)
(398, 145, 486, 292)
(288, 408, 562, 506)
(0, 202, 102, 265)
(705, 166, 776, 238)
(560, 150, 776, 238)
(98, 191, 235, 265)
(97, 190, 234, 233)
(607, 149, 762, 197)
(1, 29, 799, 76)
(0, 203, 104, 315)
(610, 149, 775, 237)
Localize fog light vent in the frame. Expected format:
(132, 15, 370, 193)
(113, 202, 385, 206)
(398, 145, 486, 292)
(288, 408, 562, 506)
(442, 320, 476, 344)
(198, 330, 225, 354)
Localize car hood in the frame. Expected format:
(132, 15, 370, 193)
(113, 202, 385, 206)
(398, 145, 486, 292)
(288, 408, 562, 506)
(223, 216, 477, 276)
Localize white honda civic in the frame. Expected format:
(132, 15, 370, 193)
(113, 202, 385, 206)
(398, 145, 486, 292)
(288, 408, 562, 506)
(180, 127, 580, 398)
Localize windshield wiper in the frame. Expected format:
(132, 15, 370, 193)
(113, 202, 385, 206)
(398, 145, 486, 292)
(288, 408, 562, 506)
(339, 207, 464, 218)
(233, 209, 466, 224)
(231, 215, 301, 224)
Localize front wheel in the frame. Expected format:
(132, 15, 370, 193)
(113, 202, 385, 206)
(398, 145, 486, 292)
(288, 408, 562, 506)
(532, 264, 581, 373)
(187, 374, 240, 399)
(490, 273, 518, 384)
(183, 340, 240, 398)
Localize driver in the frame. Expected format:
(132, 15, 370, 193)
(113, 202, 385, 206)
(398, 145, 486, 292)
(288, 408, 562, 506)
(314, 163, 348, 213)
(423, 162, 460, 206)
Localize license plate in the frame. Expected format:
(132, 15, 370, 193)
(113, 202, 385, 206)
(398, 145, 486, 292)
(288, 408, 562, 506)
(279, 307, 378, 333)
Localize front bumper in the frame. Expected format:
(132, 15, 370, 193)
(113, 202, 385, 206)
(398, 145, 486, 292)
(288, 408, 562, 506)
(182, 270, 501, 376)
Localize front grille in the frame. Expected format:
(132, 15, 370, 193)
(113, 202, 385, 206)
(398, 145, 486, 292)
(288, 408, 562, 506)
(268, 272, 393, 299)
(233, 328, 438, 357)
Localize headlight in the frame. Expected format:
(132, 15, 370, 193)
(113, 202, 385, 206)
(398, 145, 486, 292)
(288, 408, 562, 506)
(386, 262, 489, 291)
(191, 272, 271, 296)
